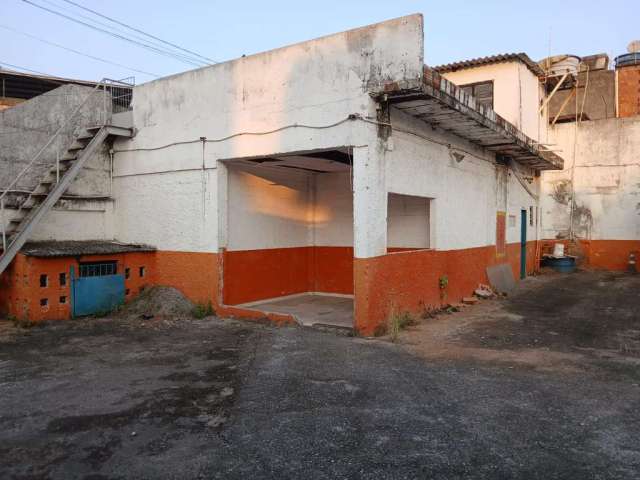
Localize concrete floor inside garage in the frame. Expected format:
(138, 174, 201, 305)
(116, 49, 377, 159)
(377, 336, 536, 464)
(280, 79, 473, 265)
(240, 293, 354, 328)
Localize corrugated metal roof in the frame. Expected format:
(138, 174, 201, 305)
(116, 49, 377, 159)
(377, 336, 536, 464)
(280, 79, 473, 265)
(434, 53, 545, 77)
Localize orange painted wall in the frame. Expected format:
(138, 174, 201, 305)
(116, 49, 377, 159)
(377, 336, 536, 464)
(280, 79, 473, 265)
(311, 246, 354, 295)
(542, 239, 640, 271)
(223, 247, 311, 305)
(582, 240, 640, 270)
(354, 241, 537, 335)
(155, 251, 219, 304)
(222, 246, 354, 305)
(0, 251, 156, 322)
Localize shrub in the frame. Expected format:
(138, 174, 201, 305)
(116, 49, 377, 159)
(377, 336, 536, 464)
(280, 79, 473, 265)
(192, 301, 215, 319)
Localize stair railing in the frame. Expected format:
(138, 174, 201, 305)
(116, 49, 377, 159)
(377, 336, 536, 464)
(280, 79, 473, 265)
(0, 78, 112, 251)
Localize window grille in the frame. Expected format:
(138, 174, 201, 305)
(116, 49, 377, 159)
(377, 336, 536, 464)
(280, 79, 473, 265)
(79, 261, 118, 277)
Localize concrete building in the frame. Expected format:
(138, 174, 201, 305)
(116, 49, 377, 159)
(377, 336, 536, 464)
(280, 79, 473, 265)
(436, 47, 640, 272)
(0, 15, 564, 334)
(539, 50, 640, 269)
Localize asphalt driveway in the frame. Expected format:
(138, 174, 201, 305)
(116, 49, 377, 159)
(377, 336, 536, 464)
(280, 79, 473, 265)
(1, 271, 639, 479)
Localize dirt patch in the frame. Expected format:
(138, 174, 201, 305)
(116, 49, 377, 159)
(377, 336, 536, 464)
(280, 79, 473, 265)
(119, 286, 196, 319)
(397, 271, 640, 376)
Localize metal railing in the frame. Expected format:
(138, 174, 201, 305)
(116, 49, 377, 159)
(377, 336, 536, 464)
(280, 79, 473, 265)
(0, 77, 134, 251)
(104, 77, 134, 114)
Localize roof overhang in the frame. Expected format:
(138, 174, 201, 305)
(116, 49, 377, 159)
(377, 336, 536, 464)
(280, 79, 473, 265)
(375, 67, 564, 171)
(434, 53, 545, 78)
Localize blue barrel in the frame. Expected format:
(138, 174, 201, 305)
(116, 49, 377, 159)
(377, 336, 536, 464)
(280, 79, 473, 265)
(547, 256, 576, 273)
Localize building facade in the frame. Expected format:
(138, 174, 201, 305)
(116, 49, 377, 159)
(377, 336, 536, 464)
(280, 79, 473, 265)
(1, 15, 564, 333)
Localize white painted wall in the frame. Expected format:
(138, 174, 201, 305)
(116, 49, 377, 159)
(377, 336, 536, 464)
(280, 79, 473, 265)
(505, 165, 540, 244)
(385, 109, 496, 251)
(225, 164, 353, 251)
(31, 200, 115, 241)
(383, 108, 539, 251)
(442, 62, 545, 142)
(387, 193, 430, 248)
(541, 117, 640, 240)
(314, 171, 353, 247)
(111, 14, 425, 255)
(226, 163, 312, 251)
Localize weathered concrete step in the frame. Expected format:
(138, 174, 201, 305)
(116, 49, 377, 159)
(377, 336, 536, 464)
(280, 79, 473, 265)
(67, 142, 86, 152)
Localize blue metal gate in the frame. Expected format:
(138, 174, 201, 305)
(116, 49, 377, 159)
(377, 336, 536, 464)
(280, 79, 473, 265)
(71, 264, 125, 317)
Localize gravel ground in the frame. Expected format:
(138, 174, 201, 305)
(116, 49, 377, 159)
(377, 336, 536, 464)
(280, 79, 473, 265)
(1, 271, 639, 479)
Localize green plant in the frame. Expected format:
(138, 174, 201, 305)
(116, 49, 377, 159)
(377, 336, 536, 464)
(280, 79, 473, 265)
(439, 275, 449, 301)
(192, 301, 215, 319)
(388, 308, 417, 342)
(11, 316, 36, 329)
(373, 322, 388, 337)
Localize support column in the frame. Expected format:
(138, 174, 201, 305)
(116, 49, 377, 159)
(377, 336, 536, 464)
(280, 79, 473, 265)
(352, 145, 387, 259)
(352, 144, 387, 335)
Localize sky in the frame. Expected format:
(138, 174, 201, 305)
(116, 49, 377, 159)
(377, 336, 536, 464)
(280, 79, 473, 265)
(1, 0, 638, 84)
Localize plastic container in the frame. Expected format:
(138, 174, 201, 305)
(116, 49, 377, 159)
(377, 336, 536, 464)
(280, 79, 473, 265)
(547, 256, 576, 273)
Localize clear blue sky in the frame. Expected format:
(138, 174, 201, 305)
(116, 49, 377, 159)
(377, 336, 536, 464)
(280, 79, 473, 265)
(1, 0, 637, 84)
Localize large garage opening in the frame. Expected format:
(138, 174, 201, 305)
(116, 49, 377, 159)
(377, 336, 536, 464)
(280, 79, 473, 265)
(222, 149, 353, 328)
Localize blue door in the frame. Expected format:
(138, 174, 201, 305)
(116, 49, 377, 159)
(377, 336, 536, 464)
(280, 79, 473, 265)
(520, 210, 527, 279)
(71, 263, 125, 317)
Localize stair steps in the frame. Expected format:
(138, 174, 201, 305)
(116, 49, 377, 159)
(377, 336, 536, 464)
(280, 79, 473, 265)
(0, 125, 133, 273)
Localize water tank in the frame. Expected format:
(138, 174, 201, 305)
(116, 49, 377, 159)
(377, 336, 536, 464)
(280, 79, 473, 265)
(615, 41, 640, 68)
(539, 54, 581, 77)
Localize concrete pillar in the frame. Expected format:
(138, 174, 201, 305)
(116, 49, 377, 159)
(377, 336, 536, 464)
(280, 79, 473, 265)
(352, 144, 387, 336)
(352, 145, 387, 258)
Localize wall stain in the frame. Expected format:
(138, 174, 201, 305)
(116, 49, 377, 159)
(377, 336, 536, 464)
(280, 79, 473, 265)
(550, 179, 572, 206)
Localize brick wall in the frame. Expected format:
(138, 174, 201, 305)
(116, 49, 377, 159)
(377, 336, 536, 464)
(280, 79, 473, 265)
(618, 65, 640, 118)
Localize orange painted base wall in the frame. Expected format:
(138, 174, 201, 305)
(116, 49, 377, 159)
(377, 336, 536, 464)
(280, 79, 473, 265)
(222, 246, 353, 305)
(0, 250, 219, 323)
(0, 251, 156, 322)
(542, 239, 640, 271)
(354, 241, 536, 335)
(1, 239, 541, 332)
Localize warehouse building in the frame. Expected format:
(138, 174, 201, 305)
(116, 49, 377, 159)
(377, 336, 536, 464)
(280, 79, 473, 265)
(1, 15, 565, 334)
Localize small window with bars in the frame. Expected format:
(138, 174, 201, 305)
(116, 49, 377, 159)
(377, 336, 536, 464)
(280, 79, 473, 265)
(79, 261, 118, 277)
(459, 80, 494, 110)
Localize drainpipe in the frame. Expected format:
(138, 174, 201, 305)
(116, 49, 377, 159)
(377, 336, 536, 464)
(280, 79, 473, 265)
(200, 137, 207, 222)
(109, 149, 114, 197)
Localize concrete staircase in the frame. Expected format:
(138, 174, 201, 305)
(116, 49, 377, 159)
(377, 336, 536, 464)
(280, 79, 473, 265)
(0, 125, 133, 274)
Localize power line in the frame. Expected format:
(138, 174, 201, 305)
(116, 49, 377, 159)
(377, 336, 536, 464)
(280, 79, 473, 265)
(0, 60, 52, 77)
(60, 0, 217, 65)
(22, 0, 206, 67)
(0, 24, 160, 78)
(35, 0, 201, 64)
(21, 0, 207, 68)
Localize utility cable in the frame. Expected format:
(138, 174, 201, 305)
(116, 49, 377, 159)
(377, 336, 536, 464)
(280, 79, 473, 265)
(0, 24, 160, 78)
(21, 0, 207, 68)
(0, 60, 52, 77)
(59, 0, 217, 64)
(35, 0, 203, 61)
(113, 117, 358, 153)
